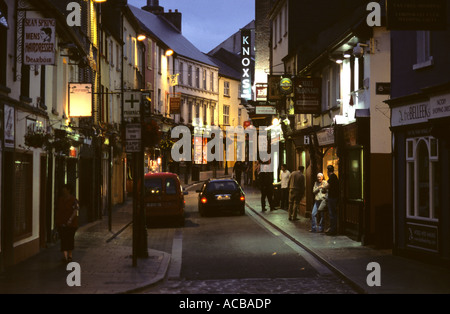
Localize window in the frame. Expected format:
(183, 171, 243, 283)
(116, 44, 121, 71)
(223, 105, 230, 125)
(203, 69, 207, 90)
(179, 62, 183, 84)
(414, 31, 433, 70)
(195, 104, 200, 119)
(188, 101, 193, 122)
(346, 148, 363, 201)
(147, 39, 153, 70)
(196, 68, 200, 88)
(406, 137, 440, 221)
(211, 105, 215, 125)
(145, 178, 162, 195)
(210, 71, 214, 92)
(203, 105, 207, 124)
(165, 178, 177, 195)
(224, 81, 230, 97)
(188, 65, 192, 86)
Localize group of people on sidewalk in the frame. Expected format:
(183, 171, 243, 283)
(256, 161, 340, 236)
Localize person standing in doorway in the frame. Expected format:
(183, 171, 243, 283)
(279, 164, 291, 210)
(326, 165, 340, 236)
(287, 166, 305, 221)
(55, 183, 79, 263)
(310, 173, 327, 233)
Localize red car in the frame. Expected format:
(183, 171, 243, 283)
(144, 172, 187, 227)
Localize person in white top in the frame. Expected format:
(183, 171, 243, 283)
(279, 164, 291, 210)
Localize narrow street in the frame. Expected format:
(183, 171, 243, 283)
(140, 185, 357, 294)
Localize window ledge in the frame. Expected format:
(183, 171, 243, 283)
(413, 57, 434, 70)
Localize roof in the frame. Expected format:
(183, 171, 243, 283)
(144, 172, 180, 179)
(128, 5, 217, 68)
(206, 49, 241, 81)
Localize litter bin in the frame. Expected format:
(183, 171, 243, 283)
(272, 182, 281, 207)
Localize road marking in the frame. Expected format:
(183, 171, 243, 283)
(246, 208, 333, 276)
(167, 229, 183, 280)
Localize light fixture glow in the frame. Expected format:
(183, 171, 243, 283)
(93, 0, 107, 3)
(137, 34, 146, 41)
(336, 59, 343, 64)
(165, 49, 174, 57)
(344, 53, 352, 59)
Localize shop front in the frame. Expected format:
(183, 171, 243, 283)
(388, 92, 450, 266)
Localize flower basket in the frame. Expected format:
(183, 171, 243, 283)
(24, 131, 52, 149)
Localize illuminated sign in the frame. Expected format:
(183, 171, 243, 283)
(69, 83, 92, 117)
(279, 78, 293, 95)
(240, 29, 252, 100)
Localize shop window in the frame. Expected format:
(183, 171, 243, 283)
(13, 153, 33, 240)
(406, 137, 439, 221)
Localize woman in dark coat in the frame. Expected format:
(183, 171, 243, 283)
(55, 183, 79, 263)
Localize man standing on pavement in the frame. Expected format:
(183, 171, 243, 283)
(259, 161, 275, 212)
(326, 165, 339, 235)
(288, 166, 305, 221)
(279, 164, 291, 210)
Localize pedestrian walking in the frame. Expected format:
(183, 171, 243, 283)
(233, 161, 243, 186)
(259, 162, 275, 212)
(310, 173, 327, 232)
(55, 183, 79, 263)
(287, 166, 305, 221)
(325, 165, 340, 236)
(279, 164, 291, 210)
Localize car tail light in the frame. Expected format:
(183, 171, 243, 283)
(201, 197, 207, 204)
(240, 195, 245, 202)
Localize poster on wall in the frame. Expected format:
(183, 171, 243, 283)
(23, 18, 56, 65)
(4, 105, 14, 148)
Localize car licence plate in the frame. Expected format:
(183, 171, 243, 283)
(147, 203, 162, 207)
(216, 194, 231, 201)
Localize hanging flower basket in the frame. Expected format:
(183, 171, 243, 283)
(159, 138, 175, 151)
(24, 130, 52, 149)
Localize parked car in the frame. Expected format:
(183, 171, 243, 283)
(144, 172, 187, 227)
(196, 179, 246, 216)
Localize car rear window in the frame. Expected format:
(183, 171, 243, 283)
(207, 181, 238, 192)
(145, 178, 162, 195)
(165, 178, 177, 195)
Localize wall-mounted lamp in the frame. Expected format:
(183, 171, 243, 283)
(353, 43, 369, 58)
(343, 52, 352, 59)
(93, 0, 107, 3)
(165, 49, 174, 57)
(137, 34, 146, 41)
(335, 59, 343, 64)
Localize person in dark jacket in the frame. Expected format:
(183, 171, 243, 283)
(55, 183, 79, 263)
(259, 162, 275, 212)
(325, 165, 339, 235)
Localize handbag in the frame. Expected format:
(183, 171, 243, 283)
(318, 199, 328, 212)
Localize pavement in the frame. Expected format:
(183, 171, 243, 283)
(1, 175, 450, 294)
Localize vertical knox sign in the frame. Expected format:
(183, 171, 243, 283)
(241, 29, 252, 100)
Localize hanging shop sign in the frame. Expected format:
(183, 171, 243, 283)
(316, 128, 335, 146)
(169, 96, 181, 114)
(125, 124, 141, 153)
(279, 77, 293, 95)
(386, 0, 447, 30)
(268, 75, 282, 101)
(240, 28, 252, 100)
(69, 83, 92, 117)
(294, 77, 322, 114)
(123, 92, 141, 119)
(256, 84, 268, 101)
(23, 18, 56, 65)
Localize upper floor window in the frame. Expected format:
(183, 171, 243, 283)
(203, 69, 207, 90)
(210, 71, 214, 92)
(223, 105, 230, 125)
(196, 68, 200, 88)
(179, 62, 184, 84)
(224, 81, 230, 97)
(188, 65, 192, 86)
(414, 31, 433, 70)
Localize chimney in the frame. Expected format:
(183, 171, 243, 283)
(142, 0, 164, 15)
(163, 9, 182, 33)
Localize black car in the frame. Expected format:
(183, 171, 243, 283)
(196, 179, 246, 216)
